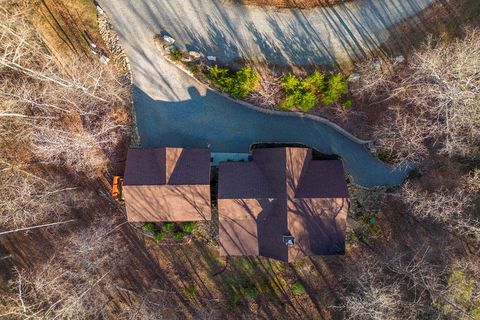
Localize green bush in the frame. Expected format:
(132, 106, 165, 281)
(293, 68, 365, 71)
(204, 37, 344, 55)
(208, 65, 259, 99)
(304, 70, 325, 91)
(182, 222, 197, 234)
(341, 99, 353, 109)
(188, 64, 200, 75)
(142, 222, 155, 233)
(322, 73, 348, 105)
(169, 48, 184, 61)
(280, 73, 320, 111)
(280, 71, 325, 111)
(173, 230, 185, 242)
(280, 73, 302, 92)
(243, 286, 257, 300)
(153, 230, 165, 242)
(162, 222, 176, 233)
(184, 284, 197, 297)
(291, 281, 306, 296)
(209, 65, 230, 87)
(229, 290, 241, 305)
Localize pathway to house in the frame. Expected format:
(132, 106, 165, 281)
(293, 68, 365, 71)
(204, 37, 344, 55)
(98, 0, 429, 187)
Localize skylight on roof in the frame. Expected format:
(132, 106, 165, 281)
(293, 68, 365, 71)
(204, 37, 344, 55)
(283, 235, 295, 246)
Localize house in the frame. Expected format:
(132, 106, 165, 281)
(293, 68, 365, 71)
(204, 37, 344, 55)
(218, 147, 349, 262)
(122, 148, 211, 222)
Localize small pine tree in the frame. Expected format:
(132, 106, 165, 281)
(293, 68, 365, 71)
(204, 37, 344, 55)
(153, 230, 165, 242)
(280, 73, 320, 111)
(142, 222, 155, 233)
(280, 73, 302, 92)
(161, 222, 176, 233)
(173, 230, 185, 242)
(322, 73, 348, 105)
(208, 65, 259, 99)
(303, 70, 325, 91)
(182, 222, 197, 234)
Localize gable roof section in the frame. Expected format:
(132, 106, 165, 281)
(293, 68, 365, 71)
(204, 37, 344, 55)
(218, 162, 274, 200)
(123, 148, 211, 222)
(218, 147, 349, 262)
(295, 161, 349, 198)
(123, 148, 166, 185)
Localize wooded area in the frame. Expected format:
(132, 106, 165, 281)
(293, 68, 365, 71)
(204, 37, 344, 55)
(0, 0, 478, 319)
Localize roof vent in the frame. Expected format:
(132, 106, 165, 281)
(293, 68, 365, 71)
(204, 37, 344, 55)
(283, 235, 295, 246)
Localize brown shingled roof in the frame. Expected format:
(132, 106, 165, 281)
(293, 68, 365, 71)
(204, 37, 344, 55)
(123, 148, 211, 222)
(218, 147, 348, 262)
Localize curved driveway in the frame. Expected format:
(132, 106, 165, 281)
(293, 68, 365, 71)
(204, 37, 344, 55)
(98, 0, 426, 186)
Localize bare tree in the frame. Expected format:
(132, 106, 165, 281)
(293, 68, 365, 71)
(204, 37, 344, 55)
(0, 158, 91, 230)
(247, 71, 282, 109)
(340, 254, 421, 320)
(373, 106, 430, 165)
(401, 182, 480, 244)
(357, 29, 480, 165)
(384, 250, 480, 320)
(399, 30, 480, 159)
(0, 0, 132, 177)
(340, 247, 479, 320)
(353, 59, 395, 103)
(120, 288, 171, 320)
(0, 215, 129, 319)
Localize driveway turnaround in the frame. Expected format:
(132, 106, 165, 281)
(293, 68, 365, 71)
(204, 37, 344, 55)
(98, 0, 425, 187)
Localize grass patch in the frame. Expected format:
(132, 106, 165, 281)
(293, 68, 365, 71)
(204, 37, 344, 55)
(229, 290, 241, 305)
(440, 268, 480, 317)
(242, 285, 257, 300)
(349, 212, 382, 245)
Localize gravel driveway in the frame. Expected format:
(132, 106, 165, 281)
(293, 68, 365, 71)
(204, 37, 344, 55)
(97, 0, 427, 186)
